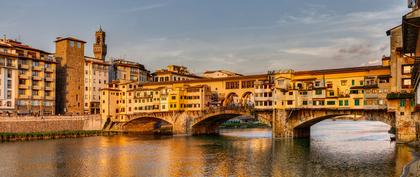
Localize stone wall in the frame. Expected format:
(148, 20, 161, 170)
(0, 115, 102, 133)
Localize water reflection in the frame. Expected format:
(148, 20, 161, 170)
(0, 120, 413, 177)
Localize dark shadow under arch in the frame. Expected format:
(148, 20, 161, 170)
(192, 113, 244, 135)
(123, 117, 173, 135)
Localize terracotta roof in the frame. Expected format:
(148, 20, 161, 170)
(55, 37, 86, 43)
(294, 65, 388, 75)
(203, 70, 243, 76)
(5, 40, 51, 54)
(143, 74, 267, 86)
(153, 70, 203, 78)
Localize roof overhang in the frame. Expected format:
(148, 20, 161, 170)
(403, 9, 420, 54)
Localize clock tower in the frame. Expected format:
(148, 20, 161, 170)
(93, 26, 107, 60)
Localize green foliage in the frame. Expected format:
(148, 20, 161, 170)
(386, 92, 414, 100)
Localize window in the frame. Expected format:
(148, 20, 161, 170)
(400, 99, 406, 107)
(354, 99, 360, 106)
(352, 80, 355, 86)
(402, 65, 413, 74)
(345, 100, 349, 106)
(70, 41, 74, 47)
(328, 91, 334, 96)
(341, 80, 347, 86)
(327, 101, 335, 105)
(402, 79, 412, 88)
(7, 70, 12, 78)
(350, 90, 359, 94)
(226, 81, 240, 89)
(359, 81, 364, 85)
(77, 42, 81, 48)
(315, 89, 322, 95)
(287, 100, 293, 105)
(302, 101, 308, 105)
(339, 100, 343, 106)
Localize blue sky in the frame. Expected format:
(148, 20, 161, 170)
(0, 0, 410, 74)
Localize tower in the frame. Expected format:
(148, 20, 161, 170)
(93, 26, 107, 60)
(55, 37, 86, 115)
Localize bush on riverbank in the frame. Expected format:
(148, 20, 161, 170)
(220, 122, 270, 129)
(0, 130, 120, 142)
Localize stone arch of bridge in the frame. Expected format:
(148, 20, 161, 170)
(287, 111, 394, 138)
(191, 111, 253, 135)
(222, 92, 240, 106)
(122, 117, 173, 134)
(241, 91, 254, 107)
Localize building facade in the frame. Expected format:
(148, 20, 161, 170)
(109, 59, 149, 83)
(152, 65, 202, 82)
(84, 56, 110, 114)
(55, 37, 86, 115)
(0, 38, 56, 115)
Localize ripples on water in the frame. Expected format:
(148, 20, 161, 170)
(0, 119, 413, 177)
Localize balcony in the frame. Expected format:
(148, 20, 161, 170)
(364, 93, 379, 99)
(18, 64, 29, 69)
(45, 96, 55, 100)
(32, 66, 42, 71)
(18, 85, 29, 89)
(32, 76, 42, 81)
(18, 95, 30, 99)
(45, 77, 54, 82)
(364, 105, 387, 110)
(33, 95, 42, 100)
(32, 85, 42, 90)
(19, 75, 29, 79)
(45, 67, 54, 73)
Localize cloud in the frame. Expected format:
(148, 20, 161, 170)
(126, 2, 168, 13)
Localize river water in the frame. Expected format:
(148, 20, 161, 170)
(0, 120, 414, 177)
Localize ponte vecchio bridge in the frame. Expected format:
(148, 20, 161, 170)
(101, 64, 418, 143)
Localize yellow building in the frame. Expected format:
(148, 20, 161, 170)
(272, 65, 391, 110)
(100, 81, 211, 122)
(0, 38, 56, 115)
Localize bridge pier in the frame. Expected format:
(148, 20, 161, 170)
(272, 109, 293, 138)
(272, 108, 418, 143)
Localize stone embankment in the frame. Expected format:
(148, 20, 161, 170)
(0, 115, 103, 133)
(0, 115, 107, 142)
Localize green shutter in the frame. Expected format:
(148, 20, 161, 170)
(339, 100, 343, 106)
(345, 100, 349, 106)
(400, 99, 406, 107)
(355, 99, 360, 106)
(352, 80, 355, 86)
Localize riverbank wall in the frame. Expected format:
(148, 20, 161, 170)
(0, 115, 102, 133)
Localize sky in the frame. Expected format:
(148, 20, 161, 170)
(0, 0, 411, 75)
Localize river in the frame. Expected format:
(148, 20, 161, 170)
(0, 119, 414, 177)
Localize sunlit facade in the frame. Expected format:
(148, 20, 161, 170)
(0, 38, 56, 115)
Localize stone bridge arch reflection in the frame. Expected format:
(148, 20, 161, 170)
(191, 107, 272, 135)
(123, 117, 173, 135)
